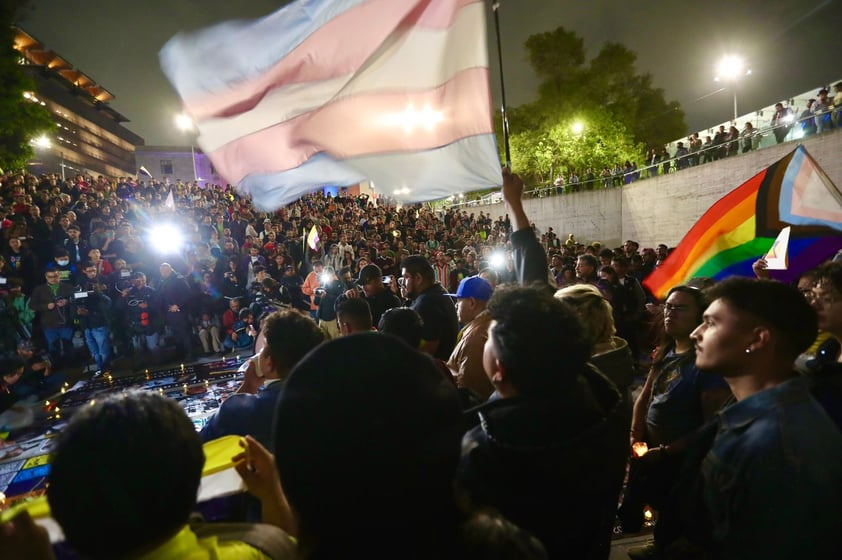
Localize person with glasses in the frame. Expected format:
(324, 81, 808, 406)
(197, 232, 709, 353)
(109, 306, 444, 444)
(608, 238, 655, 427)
(805, 262, 842, 431)
(623, 285, 731, 555)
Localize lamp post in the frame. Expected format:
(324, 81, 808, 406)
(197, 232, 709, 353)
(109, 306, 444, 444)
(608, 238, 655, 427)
(714, 56, 751, 122)
(30, 135, 52, 175)
(175, 113, 198, 183)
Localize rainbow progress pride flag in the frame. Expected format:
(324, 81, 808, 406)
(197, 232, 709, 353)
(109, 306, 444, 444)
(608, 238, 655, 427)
(160, 0, 502, 210)
(644, 145, 842, 300)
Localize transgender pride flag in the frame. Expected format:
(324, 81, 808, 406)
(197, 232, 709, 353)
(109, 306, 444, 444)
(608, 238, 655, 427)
(160, 0, 502, 210)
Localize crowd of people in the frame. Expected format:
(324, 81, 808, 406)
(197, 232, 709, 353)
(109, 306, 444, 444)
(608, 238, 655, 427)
(526, 84, 842, 198)
(1, 163, 842, 559)
(0, 165, 666, 382)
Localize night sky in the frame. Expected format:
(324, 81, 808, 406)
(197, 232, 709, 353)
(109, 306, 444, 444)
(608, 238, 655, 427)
(18, 0, 842, 147)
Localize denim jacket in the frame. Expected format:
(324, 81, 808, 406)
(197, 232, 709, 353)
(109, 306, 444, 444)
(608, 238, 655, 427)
(700, 376, 842, 559)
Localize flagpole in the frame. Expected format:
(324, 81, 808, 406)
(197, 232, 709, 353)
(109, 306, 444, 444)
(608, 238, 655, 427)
(492, 1, 511, 169)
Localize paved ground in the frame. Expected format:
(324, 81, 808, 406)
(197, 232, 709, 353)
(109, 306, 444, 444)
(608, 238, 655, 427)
(610, 533, 653, 559)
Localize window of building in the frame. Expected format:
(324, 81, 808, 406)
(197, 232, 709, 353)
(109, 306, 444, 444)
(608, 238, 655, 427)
(160, 159, 173, 175)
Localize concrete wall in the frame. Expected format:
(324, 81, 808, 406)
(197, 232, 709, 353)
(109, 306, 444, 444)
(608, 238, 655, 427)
(477, 131, 842, 248)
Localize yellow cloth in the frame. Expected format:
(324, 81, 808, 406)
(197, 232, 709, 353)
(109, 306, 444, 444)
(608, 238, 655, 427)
(136, 525, 270, 560)
(806, 331, 832, 357)
(202, 435, 242, 476)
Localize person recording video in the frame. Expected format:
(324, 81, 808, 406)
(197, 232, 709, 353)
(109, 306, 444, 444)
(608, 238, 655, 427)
(73, 263, 114, 376)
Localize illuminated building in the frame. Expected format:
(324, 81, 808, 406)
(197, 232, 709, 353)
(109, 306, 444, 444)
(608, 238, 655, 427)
(13, 27, 144, 178)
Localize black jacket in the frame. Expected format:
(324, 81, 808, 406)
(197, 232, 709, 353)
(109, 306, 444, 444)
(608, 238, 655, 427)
(458, 365, 627, 560)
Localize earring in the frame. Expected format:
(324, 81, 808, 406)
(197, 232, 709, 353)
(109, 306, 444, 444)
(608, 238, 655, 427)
(745, 348, 751, 354)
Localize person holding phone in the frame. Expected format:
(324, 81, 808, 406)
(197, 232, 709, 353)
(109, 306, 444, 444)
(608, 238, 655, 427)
(28, 270, 76, 364)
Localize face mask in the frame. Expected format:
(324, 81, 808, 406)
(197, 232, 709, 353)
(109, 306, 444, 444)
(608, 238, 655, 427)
(57, 260, 69, 266)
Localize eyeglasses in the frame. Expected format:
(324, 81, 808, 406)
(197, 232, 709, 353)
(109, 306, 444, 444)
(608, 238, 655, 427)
(810, 290, 840, 306)
(664, 303, 691, 314)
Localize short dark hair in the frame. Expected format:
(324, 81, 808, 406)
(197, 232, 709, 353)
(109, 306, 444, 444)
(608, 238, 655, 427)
(402, 255, 435, 283)
(48, 393, 204, 559)
(274, 333, 463, 540)
(336, 297, 373, 331)
(706, 277, 817, 360)
(262, 309, 325, 372)
(487, 286, 590, 395)
(378, 307, 423, 349)
(610, 255, 629, 267)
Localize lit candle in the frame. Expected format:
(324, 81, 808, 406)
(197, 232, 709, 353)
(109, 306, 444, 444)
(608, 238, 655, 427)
(632, 442, 649, 457)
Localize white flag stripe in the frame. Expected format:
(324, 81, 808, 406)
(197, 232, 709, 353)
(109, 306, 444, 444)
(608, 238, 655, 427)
(168, 0, 478, 121)
(197, 2, 487, 152)
(241, 133, 501, 210)
(207, 68, 492, 184)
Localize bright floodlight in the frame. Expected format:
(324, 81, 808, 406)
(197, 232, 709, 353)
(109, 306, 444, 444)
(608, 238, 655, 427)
(715, 56, 747, 81)
(385, 104, 444, 133)
(571, 121, 584, 134)
(489, 251, 506, 269)
(175, 113, 194, 131)
(31, 135, 51, 149)
(148, 224, 183, 254)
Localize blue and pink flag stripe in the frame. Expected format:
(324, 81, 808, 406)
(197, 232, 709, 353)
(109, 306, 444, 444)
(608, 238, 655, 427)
(160, 0, 502, 210)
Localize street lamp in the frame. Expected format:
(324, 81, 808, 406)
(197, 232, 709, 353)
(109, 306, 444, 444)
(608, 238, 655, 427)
(714, 56, 751, 121)
(31, 135, 51, 149)
(175, 112, 198, 183)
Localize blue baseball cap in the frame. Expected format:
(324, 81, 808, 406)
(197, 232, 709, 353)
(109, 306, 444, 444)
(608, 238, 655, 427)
(448, 276, 493, 301)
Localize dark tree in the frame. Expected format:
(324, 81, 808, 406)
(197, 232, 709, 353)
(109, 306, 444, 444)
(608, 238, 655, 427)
(0, 0, 55, 171)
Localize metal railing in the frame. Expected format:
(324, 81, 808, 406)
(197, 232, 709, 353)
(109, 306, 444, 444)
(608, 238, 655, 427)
(442, 108, 840, 209)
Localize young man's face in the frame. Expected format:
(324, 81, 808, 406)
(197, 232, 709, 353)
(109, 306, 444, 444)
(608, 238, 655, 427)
(691, 298, 753, 375)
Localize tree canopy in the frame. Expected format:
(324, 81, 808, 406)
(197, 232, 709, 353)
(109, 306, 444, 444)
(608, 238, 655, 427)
(500, 27, 686, 185)
(0, 0, 55, 171)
